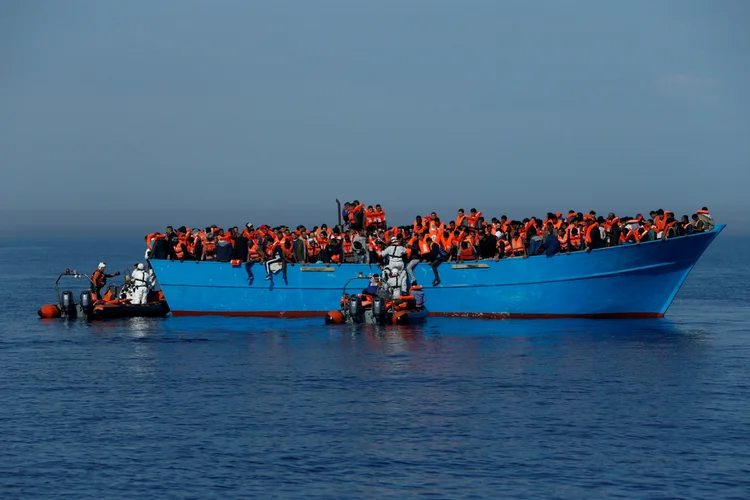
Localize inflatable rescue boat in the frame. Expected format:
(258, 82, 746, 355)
(325, 273, 427, 326)
(38, 269, 170, 320)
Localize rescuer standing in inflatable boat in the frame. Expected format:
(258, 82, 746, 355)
(131, 263, 153, 305)
(91, 262, 119, 299)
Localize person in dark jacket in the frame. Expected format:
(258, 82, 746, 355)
(233, 231, 249, 262)
(430, 238, 448, 286)
(293, 233, 308, 264)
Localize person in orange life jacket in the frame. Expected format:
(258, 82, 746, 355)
(429, 236, 449, 286)
(456, 209, 467, 228)
(679, 215, 693, 235)
(149, 232, 171, 260)
(467, 208, 482, 228)
(342, 234, 357, 263)
(91, 262, 120, 299)
(582, 216, 604, 252)
(364, 206, 376, 231)
(662, 213, 679, 240)
(637, 220, 656, 242)
(263, 238, 289, 281)
(170, 226, 190, 262)
(373, 204, 386, 230)
(606, 213, 621, 247)
(458, 240, 477, 261)
(323, 234, 344, 265)
(348, 200, 365, 230)
(691, 213, 707, 233)
(186, 233, 203, 261)
(214, 228, 233, 262)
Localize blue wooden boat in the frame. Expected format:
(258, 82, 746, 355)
(149, 225, 724, 319)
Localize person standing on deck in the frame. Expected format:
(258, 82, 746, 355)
(91, 263, 120, 299)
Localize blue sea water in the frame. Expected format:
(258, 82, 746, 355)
(1, 236, 749, 499)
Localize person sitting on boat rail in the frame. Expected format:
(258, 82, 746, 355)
(91, 262, 120, 299)
(131, 263, 152, 305)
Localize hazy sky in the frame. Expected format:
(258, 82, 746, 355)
(1, 0, 748, 233)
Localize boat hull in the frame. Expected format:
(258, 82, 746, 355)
(149, 226, 723, 319)
(90, 301, 170, 320)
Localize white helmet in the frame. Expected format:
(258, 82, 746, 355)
(137, 263, 144, 270)
(98, 262, 106, 269)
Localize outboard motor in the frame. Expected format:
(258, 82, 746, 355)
(349, 296, 363, 323)
(61, 290, 76, 317)
(79, 290, 94, 316)
(372, 296, 386, 324)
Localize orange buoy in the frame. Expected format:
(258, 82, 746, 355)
(38, 304, 61, 319)
(325, 310, 344, 324)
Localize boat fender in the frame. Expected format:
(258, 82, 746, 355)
(325, 310, 344, 325)
(38, 304, 61, 319)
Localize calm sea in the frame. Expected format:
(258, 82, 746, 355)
(1, 235, 749, 499)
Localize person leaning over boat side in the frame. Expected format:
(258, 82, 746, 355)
(131, 263, 152, 305)
(91, 262, 120, 300)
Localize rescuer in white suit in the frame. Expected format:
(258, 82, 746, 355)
(381, 237, 407, 295)
(131, 263, 152, 305)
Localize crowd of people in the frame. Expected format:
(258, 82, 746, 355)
(144, 203, 716, 287)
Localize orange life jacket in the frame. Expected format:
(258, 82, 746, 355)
(364, 209, 375, 227)
(174, 238, 185, 260)
(248, 239, 261, 260)
(585, 222, 599, 244)
(459, 246, 475, 261)
(405, 236, 418, 259)
(511, 236, 524, 255)
(467, 212, 482, 228)
(568, 226, 582, 249)
(419, 238, 432, 257)
(348, 204, 364, 225)
(558, 233, 568, 251)
(343, 240, 353, 257)
(372, 209, 385, 225)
